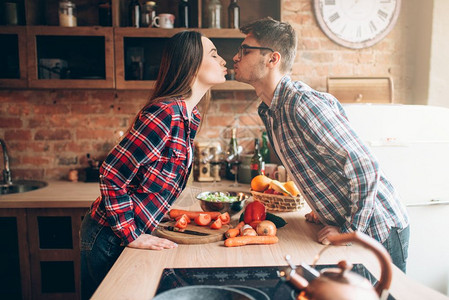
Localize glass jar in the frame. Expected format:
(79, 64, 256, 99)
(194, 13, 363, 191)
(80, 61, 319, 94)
(141, 1, 156, 27)
(208, 0, 222, 29)
(59, 0, 77, 27)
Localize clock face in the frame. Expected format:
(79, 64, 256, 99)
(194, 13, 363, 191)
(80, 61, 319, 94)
(314, 0, 401, 49)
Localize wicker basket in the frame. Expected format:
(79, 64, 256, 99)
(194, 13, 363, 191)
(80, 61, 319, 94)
(250, 190, 305, 212)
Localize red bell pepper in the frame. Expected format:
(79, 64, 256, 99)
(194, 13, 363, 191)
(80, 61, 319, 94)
(244, 201, 266, 224)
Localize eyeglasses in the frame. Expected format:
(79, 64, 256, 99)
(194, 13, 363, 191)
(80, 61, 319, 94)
(237, 44, 275, 59)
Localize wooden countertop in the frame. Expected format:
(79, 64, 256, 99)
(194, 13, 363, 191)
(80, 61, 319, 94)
(91, 184, 449, 300)
(0, 180, 99, 208)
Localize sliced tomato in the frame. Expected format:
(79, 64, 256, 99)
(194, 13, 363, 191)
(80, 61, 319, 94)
(194, 213, 212, 226)
(218, 212, 231, 225)
(210, 218, 223, 229)
(176, 214, 191, 223)
(175, 214, 189, 229)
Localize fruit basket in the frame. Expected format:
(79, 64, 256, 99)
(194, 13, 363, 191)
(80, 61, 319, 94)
(250, 190, 306, 212)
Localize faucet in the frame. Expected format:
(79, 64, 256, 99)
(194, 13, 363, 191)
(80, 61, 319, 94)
(0, 139, 12, 185)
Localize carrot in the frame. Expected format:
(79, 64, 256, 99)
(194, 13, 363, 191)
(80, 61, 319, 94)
(169, 209, 221, 220)
(224, 221, 245, 239)
(224, 236, 279, 247)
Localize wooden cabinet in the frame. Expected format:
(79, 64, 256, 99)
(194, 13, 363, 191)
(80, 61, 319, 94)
(0, 0, 280, 90)
(27, 26, 114, 89)
(0, 209, 31, 300)
(0, 26, 28, 88)
(114, 27, 253, 90)
(0, 207, 87, 300)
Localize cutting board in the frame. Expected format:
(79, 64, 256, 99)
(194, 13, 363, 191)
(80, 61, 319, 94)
(154, 221, 230, 244)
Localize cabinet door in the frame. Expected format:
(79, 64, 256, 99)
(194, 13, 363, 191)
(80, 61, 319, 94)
(0, 208, 30, 300)
(114, 27, 252, 90)
(0, 26, 28, 88)
(26, 208, 87, 300)
(27, 26, 114, 89)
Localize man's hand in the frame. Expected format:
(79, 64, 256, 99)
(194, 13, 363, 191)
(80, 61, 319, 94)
(305, 211, 322, 224)
(127, 234, 178, 250)
(317, 225, 340, 245)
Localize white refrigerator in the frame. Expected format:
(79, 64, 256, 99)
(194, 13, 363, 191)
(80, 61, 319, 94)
(343, 103, 449, 296)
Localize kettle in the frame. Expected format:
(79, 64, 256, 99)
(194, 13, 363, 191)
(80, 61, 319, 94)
(279, 231, 393, 300)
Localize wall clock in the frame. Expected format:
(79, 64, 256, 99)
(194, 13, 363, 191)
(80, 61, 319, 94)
(313, 0, 401, 49)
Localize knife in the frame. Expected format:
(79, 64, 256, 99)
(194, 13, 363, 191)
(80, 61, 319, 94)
(160, 226, 210, 236)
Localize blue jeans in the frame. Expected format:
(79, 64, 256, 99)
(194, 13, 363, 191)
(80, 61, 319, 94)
(382, 226, 410, 273)
(80, 210, 124, 300)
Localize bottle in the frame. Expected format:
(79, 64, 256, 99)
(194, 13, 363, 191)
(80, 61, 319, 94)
(208, 0, 222, 29)
(59, 0, 77, 27)
(178, 0, 190, 28)
(98, 1, 112, 26)
(250, 138, 263, 180)
(141, 1, 156, 27)
(260, 131, 270, 164)
(228, 0, 239, 29)
(225, 128, 239, 180)
(128, 0, 141, 28)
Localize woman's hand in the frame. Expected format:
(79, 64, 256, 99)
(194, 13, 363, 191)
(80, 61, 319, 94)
(127, 234, 178, 250)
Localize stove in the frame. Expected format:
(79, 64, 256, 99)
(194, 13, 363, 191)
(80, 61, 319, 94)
(155, 264, 395, 299)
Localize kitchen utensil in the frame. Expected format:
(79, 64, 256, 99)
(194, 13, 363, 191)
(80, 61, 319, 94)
(159, 225, 210, 236)
(153, 285, 255, 300)
(154, 221, 230, 244)
(279, 231, 392, 300)
(196, 191, 251, 216)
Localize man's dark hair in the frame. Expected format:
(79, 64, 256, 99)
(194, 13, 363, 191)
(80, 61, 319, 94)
(240, 17, 297, 73)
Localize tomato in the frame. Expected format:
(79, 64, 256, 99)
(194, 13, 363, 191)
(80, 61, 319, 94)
(174, 214, 189, 229)
(243, 201, 266, 224)
(210, 218, 222, 229)
(219, 212, 231, 225)
(194, 213, 212, 226)
(176, 214, 191, 223)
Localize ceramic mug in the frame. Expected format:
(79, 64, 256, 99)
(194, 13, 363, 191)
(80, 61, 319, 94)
(152, 13, 175, 29)
(273, 165, 287, 182)
(264, 163, 278, 179)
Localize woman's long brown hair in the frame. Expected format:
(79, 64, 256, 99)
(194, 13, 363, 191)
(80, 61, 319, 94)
(125, 31, 210, 135)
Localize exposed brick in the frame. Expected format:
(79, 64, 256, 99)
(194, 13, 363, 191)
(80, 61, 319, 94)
(76, 129, 116, 140)
(21, 156, 53, 166)
(35, 129, 71, 140)
(34, 104, 71, 115)
(57, 156, 78, 166)
(4, 130, 32, 141)
(0, 117, 22, 128)
(205, 115, 237, 128)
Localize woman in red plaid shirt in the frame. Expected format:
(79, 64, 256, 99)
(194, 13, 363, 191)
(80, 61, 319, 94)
(80, 31, 227, 299)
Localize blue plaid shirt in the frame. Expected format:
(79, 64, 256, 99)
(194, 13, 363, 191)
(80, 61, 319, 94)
(258, 76, 409, 243)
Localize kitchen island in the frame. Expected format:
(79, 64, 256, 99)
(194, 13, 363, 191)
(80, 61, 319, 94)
(91, 182, 449, 300)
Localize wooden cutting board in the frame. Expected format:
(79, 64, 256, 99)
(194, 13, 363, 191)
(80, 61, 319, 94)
(154, 221, 230, 244)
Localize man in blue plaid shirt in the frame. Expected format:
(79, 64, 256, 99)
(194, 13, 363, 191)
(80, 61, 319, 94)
(233, 18, 410, 272)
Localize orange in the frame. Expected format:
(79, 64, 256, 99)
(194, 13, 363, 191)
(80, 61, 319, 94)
(251, 175, 272, 192)
(283, 181, 300, 197)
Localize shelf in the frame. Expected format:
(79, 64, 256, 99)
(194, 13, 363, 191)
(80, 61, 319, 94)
(26, 26, 114, 89)
(114, 28, 247, 90)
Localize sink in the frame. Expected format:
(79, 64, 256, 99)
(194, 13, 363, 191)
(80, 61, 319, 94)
(0, 180, 48, 195)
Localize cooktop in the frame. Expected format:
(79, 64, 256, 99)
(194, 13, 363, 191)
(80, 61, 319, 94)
(155, 264, 395, 300)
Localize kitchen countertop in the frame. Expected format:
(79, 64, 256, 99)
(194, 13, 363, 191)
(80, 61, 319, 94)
(0, 180, 99, 208)
(2, 180, 447, 299)
(90, 182, 449, 300)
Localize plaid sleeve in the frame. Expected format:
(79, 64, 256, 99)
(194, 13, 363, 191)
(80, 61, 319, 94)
(100, 104, 173, 244)
(296, 94, 379, 234)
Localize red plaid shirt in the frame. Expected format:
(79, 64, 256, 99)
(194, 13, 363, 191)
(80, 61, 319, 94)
(90, 98, 200, 245)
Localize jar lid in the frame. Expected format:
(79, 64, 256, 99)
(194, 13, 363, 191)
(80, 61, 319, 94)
(145, 1, 156, 5)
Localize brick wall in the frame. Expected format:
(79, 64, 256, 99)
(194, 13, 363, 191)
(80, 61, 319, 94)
(0, 1, 410, 181)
